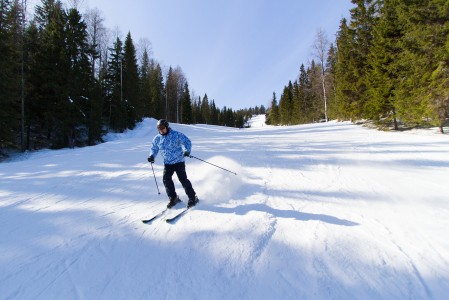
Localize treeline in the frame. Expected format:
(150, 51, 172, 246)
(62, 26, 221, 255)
(0, 0, 263, 156)
(267, 0, 449, 133)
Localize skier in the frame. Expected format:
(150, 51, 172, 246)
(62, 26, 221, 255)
(148, 119, 199, 209)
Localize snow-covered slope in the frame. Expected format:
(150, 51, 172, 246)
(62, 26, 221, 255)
(1, 116, 449, 299)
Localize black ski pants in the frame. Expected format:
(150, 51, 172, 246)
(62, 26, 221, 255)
(163, 162, 196, 200)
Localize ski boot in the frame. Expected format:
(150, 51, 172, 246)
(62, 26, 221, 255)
(167, 196, 181, 209)
(187, 196, 199, 208)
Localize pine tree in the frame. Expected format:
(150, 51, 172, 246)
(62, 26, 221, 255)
(23, 21, 40, 149)
(105, 37, 127, 131)
(139, 48, 151, 117)
(366, 0, 401, 129)
(181, 82, 193, 124)
(297, 65, 308, 123)
(335, 18, 359, 120)
(326, 44, 337, 120)
(291, 80, 301, 124)
(279, 82, 293, 125)
(266, 92, 278, 125)
(193, 96, 202, 124)
(349, 0, 379, 119)
(123, 32, 139, 128)
(395, 0, 449, 132)
(87, 79, 103, 145)
(63, 8, 94, 147)
(221, 106, 234, 127)
(33, 0, 72, 148)
(150, 63, 164, 119)
(0, 0, 22, 150)
(428, 0, 449, 133)
(210, 100, 219, 125)
(165, 67, 175, 121)
(334, 1, 379, 121)
(307, 62, 321, 122)
(201, 94, 210, 124)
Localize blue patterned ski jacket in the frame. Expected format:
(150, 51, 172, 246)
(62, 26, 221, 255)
(149, 129, 192, 165)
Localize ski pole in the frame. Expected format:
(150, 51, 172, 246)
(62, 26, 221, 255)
(189, 155, 237, 175)
(150, 162, 161, 194)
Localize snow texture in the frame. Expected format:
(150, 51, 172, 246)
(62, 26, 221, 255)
(1, 115, 449, 299)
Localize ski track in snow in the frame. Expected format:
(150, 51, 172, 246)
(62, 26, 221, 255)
(1, 116, 449, 299)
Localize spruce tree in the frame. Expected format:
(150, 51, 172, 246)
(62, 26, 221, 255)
(297, 65, 308, 123)
(123, 32, 139, 128)
(105, 37, 127, 131)
(210, 100, 219, 125)
(181, 82, 193, 124)
(23, 22, 40, 149)
(201, 94, 210, 124)
(366, 0, 401, 129)
(150, 63, 164, 119)
(64, 8, 93, 147)
(0, 0, 22, 150)
(395, 0, 449, 132)
(165, 67, 175, 121)
(193, 97, 202, 124)
(348, 0, 379, 119)
(279, 82, 293, 125)
(325, 44, 337, 120)
(291, 80, 301, 124)
(34, 0, 71, 148)
(308, 61, 322, 122)
(266, 92, 279, 125)
(139, 49, 151, 117)
(335, 18, 359, 120)
(87, 79, 103, 145)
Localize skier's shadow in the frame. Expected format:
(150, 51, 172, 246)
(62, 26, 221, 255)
(204, 203, 359, 226)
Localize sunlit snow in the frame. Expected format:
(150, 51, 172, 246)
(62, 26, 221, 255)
(1, 116, 449, 299)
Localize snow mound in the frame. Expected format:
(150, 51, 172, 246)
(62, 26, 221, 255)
(189, 155, 242, 204)
(103, 118, 156, 141)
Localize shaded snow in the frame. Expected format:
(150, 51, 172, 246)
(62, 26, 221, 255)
(1, 115, 449, 299)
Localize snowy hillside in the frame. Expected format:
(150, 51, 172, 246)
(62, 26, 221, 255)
(1, 115, 449, 299)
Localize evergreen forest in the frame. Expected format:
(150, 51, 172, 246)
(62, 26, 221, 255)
(0, 0, 265, 157)
(2, 0, 448, 158)
(266, 0, 449, 134)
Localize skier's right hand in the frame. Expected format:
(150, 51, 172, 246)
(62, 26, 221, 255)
(148, 155, 154, 163)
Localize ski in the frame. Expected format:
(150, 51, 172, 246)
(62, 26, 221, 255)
(165, 207, 192, 223)
(142, 198, 183, 224)
(166, 198, 199, 223)
(142, 208, 168, 224)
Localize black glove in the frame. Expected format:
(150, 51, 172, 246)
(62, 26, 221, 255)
(183, 151, 190, 157)
(147, 155, 154, 163)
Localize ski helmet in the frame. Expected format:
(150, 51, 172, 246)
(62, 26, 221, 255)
(157, 119, 169, 129)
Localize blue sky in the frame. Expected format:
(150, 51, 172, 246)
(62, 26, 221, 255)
(32, 0, 354, 110)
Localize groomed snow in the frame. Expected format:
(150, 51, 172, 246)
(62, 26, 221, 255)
(1, 115, 449, 299)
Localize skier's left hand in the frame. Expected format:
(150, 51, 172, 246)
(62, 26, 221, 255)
(183, 151, 190, 157)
